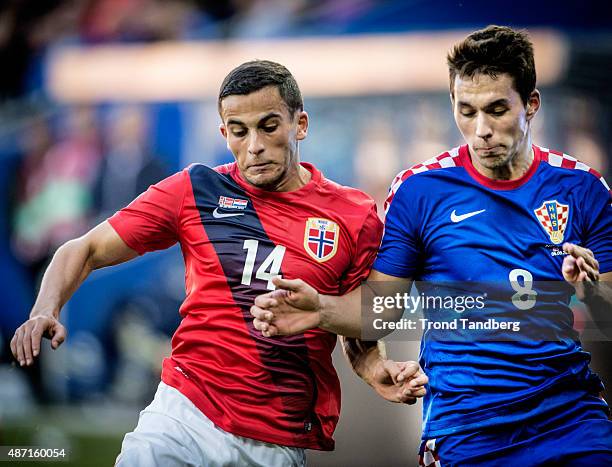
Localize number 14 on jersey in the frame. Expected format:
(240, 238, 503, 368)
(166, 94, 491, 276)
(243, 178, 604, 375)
(241, 240, 286, 290)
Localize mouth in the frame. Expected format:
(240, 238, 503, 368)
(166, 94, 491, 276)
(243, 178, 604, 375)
(475, 146, 504, 155)
(476, 145, 502, 150)
(247, 162, 276, 173)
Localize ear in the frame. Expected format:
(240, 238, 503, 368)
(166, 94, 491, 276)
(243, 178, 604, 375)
(219, 124, 231, 150)
(296, 111, 309, 141)
(526, 89, 541, 121)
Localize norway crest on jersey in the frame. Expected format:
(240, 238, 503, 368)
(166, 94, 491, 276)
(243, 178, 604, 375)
(534, 200, 570, 244)
(304, 218, 339, 262)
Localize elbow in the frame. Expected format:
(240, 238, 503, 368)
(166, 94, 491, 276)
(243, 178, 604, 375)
(55, 236, 96, 271)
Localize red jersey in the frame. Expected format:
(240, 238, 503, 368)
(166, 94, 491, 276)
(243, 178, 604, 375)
(108, 162, 382, 450)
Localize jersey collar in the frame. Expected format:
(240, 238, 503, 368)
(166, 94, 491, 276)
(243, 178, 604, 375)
(459, 144, 541, 190)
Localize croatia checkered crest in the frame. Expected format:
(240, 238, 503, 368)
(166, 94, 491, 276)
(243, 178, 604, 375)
(304, 218, 339, 262)
(533, 200, 570, 245)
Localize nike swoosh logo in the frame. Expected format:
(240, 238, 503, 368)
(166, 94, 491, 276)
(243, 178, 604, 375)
(450, 209, 486, 223)
(213, 208, 245, 219)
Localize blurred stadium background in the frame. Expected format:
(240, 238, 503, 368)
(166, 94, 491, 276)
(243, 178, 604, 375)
(1, 1, 611, 465)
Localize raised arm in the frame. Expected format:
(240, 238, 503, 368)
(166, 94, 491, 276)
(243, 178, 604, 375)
(250, 269, 411, 338)
(10, 221, 138, 366)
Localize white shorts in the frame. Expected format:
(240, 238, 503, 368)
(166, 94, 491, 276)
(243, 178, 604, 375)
(115, 382, 306, 467)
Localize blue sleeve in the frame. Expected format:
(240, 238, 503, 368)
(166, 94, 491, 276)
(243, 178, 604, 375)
(373, 179, 423, 278)
(582, 175, 611, 273)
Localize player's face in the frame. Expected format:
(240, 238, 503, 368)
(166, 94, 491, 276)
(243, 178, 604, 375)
(219, 86, 308, 190)
(451, 73, 540, 174)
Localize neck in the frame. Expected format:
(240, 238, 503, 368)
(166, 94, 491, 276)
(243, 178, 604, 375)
(273, 162, 311, 192)
(472, 135, 533, 181)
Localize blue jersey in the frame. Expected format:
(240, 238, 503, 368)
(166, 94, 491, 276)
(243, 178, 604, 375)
(373, 144, 612, 438)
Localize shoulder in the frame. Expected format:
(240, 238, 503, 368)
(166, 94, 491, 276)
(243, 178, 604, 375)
(537, 145, 610, 192)
(316, 175, 382, 236)
(322, 177, 377, 210)
(384, 146, 463, 213)
(186, 162, 232, 175)
(147, 167, 191, 193)
(184, 162, 238, 183)
(212, 162, 235, 175)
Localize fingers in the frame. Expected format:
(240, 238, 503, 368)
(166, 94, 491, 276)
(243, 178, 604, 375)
(382, 359, 402, 384)
(581, 252, 599, 271)
(562, 255, 577, 278)
(563, 243, 584, 257)
(13, 322, 37, 366)
(395, 362, 428, 401)
(407, 370, 429, 389)
(562, 242, 575, 256)
(30, 321, 44, 358)
(396, 361, 420, 382)
(262, 327, 277, 338)
(10, 317, 66, 366)
(11, 327, 25, 366)
(22, 324, 36, 365)
(398, 379, 427, 403)
(563, 244, 599, 274)
(253, 317, 269, 332)
(562, 244, 600, 283)
(576, 257, 599, 281)
(250, 305, 273, 322)
(253, 294, 278, 309)
(251, 304, 282, 337)
(50, 323, 66, 349)
(400, 363, 428, 399)
(253, 318, 279, 337)
(409, 385, 427, 398)
(388, 384, 424, 405)
(271, 276, 305, 292)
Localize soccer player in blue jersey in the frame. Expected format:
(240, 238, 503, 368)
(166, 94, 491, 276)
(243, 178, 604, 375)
(251, 26, 612, 465)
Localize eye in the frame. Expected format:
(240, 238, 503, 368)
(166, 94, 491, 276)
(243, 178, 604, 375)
(231, 129, 247, 137)
(460, 111, 476, 118)
(262, 125, 278, 133)
(491, 108, 508, 116)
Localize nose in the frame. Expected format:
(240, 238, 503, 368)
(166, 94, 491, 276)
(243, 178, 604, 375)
(475, 113, 493, 140)
(247, 131, 264, 156)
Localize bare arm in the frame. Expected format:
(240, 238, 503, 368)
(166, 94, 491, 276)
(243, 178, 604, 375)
(340, 337, 427, 404)
(251, 269, 411, 338)
(10, 221, 138, 366)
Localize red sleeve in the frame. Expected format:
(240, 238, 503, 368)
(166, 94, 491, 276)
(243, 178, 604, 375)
(339, 204, 383, 294)
(107, 170, 187, 255)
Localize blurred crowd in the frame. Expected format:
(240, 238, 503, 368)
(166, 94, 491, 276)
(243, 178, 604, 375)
(11, 104, 168, 280)
(0, 0, 386, 101)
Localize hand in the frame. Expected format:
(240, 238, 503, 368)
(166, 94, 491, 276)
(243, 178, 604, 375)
(562, 243, 600, 300)
(250, 277, 321, 337)
(10, 315, 66, 367)
(366, 360, 428, 404)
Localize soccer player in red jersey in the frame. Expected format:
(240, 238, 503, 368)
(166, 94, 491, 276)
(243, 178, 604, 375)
(10, 60, 427, 466)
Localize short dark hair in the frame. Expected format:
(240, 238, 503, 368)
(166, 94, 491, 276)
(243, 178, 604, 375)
(447, 25, 536, 105)
(218, 60, 303, 116)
